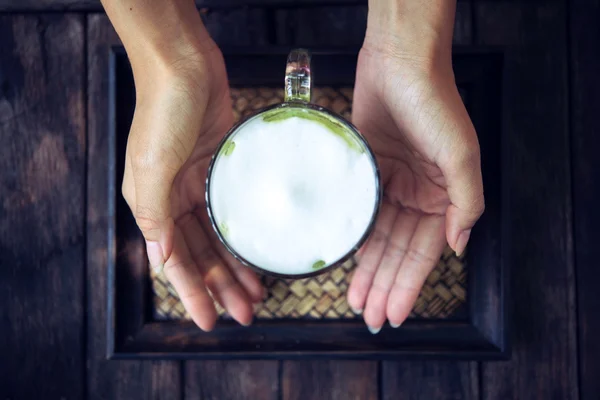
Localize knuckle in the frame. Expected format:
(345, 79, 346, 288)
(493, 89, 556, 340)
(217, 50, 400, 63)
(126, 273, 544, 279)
(405, 248, 437, 267)
(178, 290, 205, 302)
(465, 191, 485, 218)
(130, 146, 181, 178)
(392, 267, 428, 292)
(474, 194, 486, 216)
(204, 268, 236, 294)
(131, 149, 160, 173)
(121, 180, 134, 207)
(163, 262, 205, 299)
(369, 229, 387, 245)
(456, 145, 481, 170)
(192, 245, 219, 266)
(134, 206, 163, 235)
(164, 261, 195, 276)
(371, 278, 393, 294)
(383, 241, 407, 259)
(163, 259, 188, 275)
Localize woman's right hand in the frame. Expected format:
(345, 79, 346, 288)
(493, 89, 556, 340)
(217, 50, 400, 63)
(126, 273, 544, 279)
(101, 0, 265, 330)
(123, 43, 263, 332)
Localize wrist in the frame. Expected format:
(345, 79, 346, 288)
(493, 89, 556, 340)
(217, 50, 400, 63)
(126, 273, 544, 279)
(102, 0, 213, 80)
(364, 0, 455, 67)
(127, 25, 213, 82)
(129, 34, 215, 88)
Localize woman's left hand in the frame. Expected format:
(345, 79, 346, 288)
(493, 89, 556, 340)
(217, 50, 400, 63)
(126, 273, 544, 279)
(348, 44, 484, 333)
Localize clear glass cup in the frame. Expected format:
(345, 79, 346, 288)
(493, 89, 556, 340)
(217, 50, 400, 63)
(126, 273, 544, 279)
(205, 48, 382, 279)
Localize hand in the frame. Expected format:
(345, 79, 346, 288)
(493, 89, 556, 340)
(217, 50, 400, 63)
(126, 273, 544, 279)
(121, 42, 263, 331)
(347, 44, 484, 332)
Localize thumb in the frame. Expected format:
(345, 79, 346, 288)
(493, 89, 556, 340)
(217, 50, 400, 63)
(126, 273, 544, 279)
(126, 107, 201, 271)
(129, 147, 178, 273)
(439, 135, 485, 256)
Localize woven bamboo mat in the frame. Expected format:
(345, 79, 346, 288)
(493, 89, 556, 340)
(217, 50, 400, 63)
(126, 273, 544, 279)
(150, 87, 467, 321)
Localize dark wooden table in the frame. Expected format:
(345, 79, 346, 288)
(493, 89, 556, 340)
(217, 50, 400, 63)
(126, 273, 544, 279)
(1, 1, 598, 399)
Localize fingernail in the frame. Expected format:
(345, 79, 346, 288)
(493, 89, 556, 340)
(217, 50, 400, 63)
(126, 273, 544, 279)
(367, 325, 381, 335)
(146, 240, 164, 273)
(351, 306, 363, 315)
(390, 321, 402, 328)
(242, 318, 253, 327)
(455, 229, 471, 257)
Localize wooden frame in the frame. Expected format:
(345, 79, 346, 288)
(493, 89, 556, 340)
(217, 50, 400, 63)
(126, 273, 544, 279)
(90, 38, 507, 359)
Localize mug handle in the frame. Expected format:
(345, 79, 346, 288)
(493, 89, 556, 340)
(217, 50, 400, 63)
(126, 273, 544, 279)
(284, 49, 312, 103)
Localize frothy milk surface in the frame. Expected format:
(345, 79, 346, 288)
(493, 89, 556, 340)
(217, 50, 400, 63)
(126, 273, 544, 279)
(209, 108, 378, 275)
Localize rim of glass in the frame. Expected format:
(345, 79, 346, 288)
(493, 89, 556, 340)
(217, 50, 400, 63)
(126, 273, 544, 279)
(205, 102, 383, 279)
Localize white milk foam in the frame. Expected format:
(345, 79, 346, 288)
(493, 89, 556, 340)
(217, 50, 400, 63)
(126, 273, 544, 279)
(209, 109, 378, 275)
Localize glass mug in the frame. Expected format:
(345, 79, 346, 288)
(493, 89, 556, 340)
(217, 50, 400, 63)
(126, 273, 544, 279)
(205, 48, 382, 279)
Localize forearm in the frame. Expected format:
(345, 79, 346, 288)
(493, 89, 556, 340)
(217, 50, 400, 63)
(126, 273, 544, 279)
(365, 0, 456, 64)
(101, 0, 211, 77)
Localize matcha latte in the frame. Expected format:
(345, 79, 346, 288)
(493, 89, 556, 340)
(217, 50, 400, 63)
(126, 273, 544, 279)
(206, 105, 380, 277)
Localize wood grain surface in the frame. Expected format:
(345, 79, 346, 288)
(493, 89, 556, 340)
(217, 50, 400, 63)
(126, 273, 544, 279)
(0, 14, 86, 400)
(381, 4, 479, 399)
(176, 8, 283, 399)
(282, 361, 378, 400)
(475, 2, 578, 399)
(274, 6, 367, 46)
(569, 0, 600, 399)
(185, 361, 279, 400)
(0, 0, 593, 398)
(86, 13, 183, 400)
(383, 362, 479, 400)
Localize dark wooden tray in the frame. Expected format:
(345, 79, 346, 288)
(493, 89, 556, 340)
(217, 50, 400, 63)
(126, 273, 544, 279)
(90, 35, 507, 359)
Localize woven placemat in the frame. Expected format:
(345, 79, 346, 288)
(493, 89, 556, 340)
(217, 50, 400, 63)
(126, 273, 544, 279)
(150, 87, 467, 321)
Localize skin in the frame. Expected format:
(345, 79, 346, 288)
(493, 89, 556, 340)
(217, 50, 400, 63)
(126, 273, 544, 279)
(348, 1, 484, 332)
(102, 0, 262, 330)
(101, 0, 484, 332)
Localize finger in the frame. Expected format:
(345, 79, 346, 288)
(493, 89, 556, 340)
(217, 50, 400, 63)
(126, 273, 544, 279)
(163, 227, 217, 331)
(438, 133, 484, 256)
(196, 208, 265, 303)
(362, 208, 419, 332)
(213, 242, 265, 304)
(123, 145, 175, 273)
(179, 214, 254, 326)
(387, 214, 446, 327)
(347, 202, 398, 315)
(183, 163, 264, 303)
